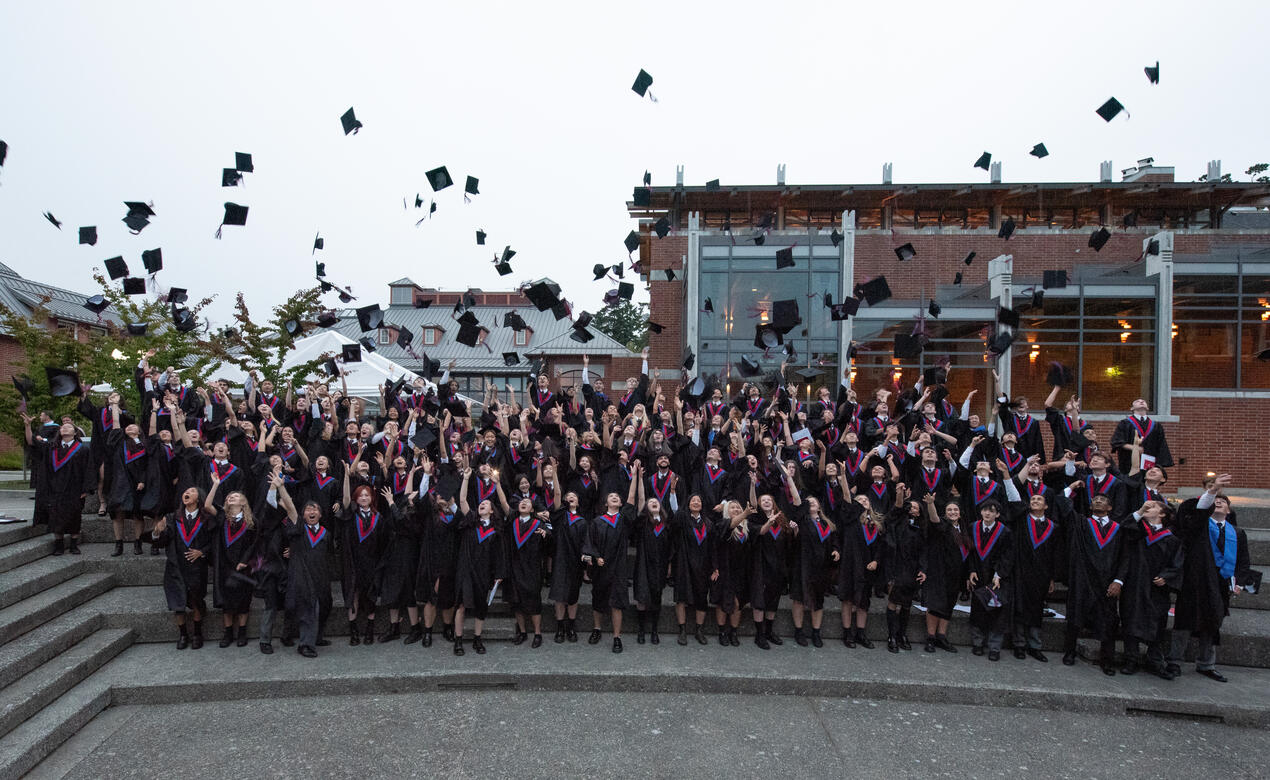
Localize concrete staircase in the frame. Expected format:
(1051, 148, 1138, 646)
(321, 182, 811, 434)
(0, 497, 1263, 778)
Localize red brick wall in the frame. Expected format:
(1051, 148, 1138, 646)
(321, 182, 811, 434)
(1169, 395, 1270, 487)
(645, 235, 689, 375)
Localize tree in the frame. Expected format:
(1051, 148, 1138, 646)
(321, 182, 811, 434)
(1247, 163, 1269, 183)
(200, 287, 332, 388)
(591, 299, 650, 352)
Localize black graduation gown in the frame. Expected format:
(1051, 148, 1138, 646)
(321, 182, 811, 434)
(378, 498, 423, 608)
(789, 505, 837, 608)
(862, 481, 897, 515)
(631, 513, 673, 607)
(35, 438, 95, 535)
(1110, 415, 1174, 473)
(285, 520, 335, 615)
(105, 430, 157, 515)
(1118, 520, 1182, 643)
(921, 516, 968, 619)
(454, 512, 509, 613)
(506, 514, 550, 613)
(671, 510, 713, 608)
(1045, 407, 1088, 460)
(211, 511, 257, 612)
(883, 512, 925, 604)
(959, 475, 1008, 522)
(1008, 511, 1061, 629)
(340, 507, 390, 606)
(968, 520, 1013, 604)
(1172, 498, 1239, 642)
(250, 501, 288, 610)
(206, 460, 247, 511)
(148, 441, 182, 517)
(77, 397, 130, 468)
(709, 517, 752, 612)
(299, 472, 342, 525)
(154, 510, 214, 612)
(1074, 472, 1129, 523)
(1066, 515, 1125, 634)
(997, 405, 1044, 460)
(910, 467, 953, 506)
(749, 516, 794, 611)
(416, 497, 462, 605)
(582, 504, 634, 611)
(548, 508, 589, 604)
(691, 463, 730, 510)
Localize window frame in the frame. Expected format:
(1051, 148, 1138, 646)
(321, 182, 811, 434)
(1172, 263, 1270, 390)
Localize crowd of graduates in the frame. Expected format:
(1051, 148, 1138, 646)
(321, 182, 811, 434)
(19, 347, 1255, 681)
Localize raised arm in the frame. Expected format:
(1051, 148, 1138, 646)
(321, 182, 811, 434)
(627, 461, 642, 507)
(205, 474, 221, 513)
(276, 481, 298, 523)
(458, 468, 472, 516)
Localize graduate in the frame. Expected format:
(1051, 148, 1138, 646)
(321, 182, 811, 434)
(582, 478, 639, 653)
(205, 478, 258, 648)
(506, 494, 551, 648)
(22, 413, 95, 555)
(453, 467, 510, 656)
(379, 469, 426, 644)
(278, 482, 334, 658)
(671, 492, 715, 645)
(710, 498, 753, 647)
(549, 489, 589, 643)
(76, 388, 131, 519)
(750, 490, 793, 650)
(882, 488, 925, 653)
(416, 469, 463, 647)
(1110, 398, 1174, 476)
(252, 473, 293, 654)
(966, 499, 1014, 660)
(152, 487, 213, 649)
(631, 469, 672, 644)
(104, 407, 158, 556)
(1118, 500, 1182, 677)
(838, 495, 881, 648)
(787, 490, 840, 648)
(919, 496, 966, 653)
(341, 470, 392, 646)
(1006, 493, 1065, 662)
(1063, 493, 1124, 674)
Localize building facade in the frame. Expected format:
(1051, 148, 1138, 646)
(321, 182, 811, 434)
(631, 162, 1270, 486)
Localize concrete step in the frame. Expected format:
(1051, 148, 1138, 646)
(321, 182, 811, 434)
(0, 558, 83, 612)
(1244, 528, 1270, 565)
(0, 574, 114, 647)
(0, 538, 52, 575)
(0, 675, 111, 780)
(74, 544, 164, 587)
(0, 525, 41, 550)
(0, 607, 101, 691)
(0, 629, 132, 740)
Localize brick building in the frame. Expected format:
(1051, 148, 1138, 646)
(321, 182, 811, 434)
(629, 161, 1270, 487)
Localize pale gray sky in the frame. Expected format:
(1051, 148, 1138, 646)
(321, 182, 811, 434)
(2, 1, 1267, 325)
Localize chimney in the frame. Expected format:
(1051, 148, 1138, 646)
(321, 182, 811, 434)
(776, 164, 786, 186)
(989, 161, 1002, 184)
(1207, 160, 1222, 182)
(675, 165, 684, 187)
(1122, 157, 1175, 183)
(1100, 161, 1113, 182)
(882, 162, 892, 185)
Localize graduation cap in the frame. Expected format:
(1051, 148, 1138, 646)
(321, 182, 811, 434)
(647, 320, 664, 334)
(172, 305, 199, 333)
(570, 327, 595, 344)
(473, 229, 486, 247)
(313, 234, 324, 254)
(602, 289, 620, 307)
(1031, 288, 1045, 308)
(592, 263, 611, 281)
(751, 233, 766, 246)
(829, 299, 860, 321)
(973, 151, 992, 171)
(954, 272, 963, 286)
(775, 247, 795, 269)
(45, 367, 81, 397)
(1145, 238, 1160, 257)
(503, 311, 528, 332)
(410, 425, 437, 452)
(1123, 211, 1139, 228)
(1095, 97, 1126, 122)
(894, 243, 916, 262)
(234, 152, 253, 173)
(1043, 270, 1068, 289)
(617, 282, 634, 300)
(43, 212, 61, 229)
(341, 343, 362, 363)
(78, 226, 97, 246)
(413, 298, 433, 309)
(1046, 361, 1074, 388)
(317, 310, 339, 328)
(609, 263, 625, 279)
(11, 374, 33, 403)
(464, 176, 479, 201)
(683, 349, 695, 371)
(494, 259, 513, 276)
(524, 280, 561, 311)
(653, 217, 671, 239)
(686, 376, 707, 398)
(702, 297, 714, 314)
(456, 321, 483, 347)
(624, 230, 641, 254)
(457, 310, 479, 327)
(923, 367, 947, 387)
(662, 268, 676, 282)
(963, 251, 976, 266)
(283, 319, 303, 338)
(857, 276, 892, 306)
(754, 324, 783, 350)
(222, 168, 242, 187)
(426, 166, 453, 192)
(823, 292, 833, 309)
(123, 202, 155, 233)
(126, 322, 148, 336)
(1145, 61, 1160, 85)
(927, 299, 942, 318)
(894, 333, 923, 360)
(356, 304, 383, 332)
(215, 203, 247, 239)
(633, 187, 651, 207)
(987, 330, 1015, 355)
(998, 217, 1016, 240)
(498, 351, 520, 368)
(771, 299, 800, 332)
(122, 277, 147, 296)
(104, 256, 129, 280)
(998, 306, 1021, 329)
(1030, 143, 1049, 158)
(413, 194, 424, 209)
(829, 229, 843, 248)
(341, 107, 362, 135)
(737, 356, 761, 377)
(631, 68, 655, 99)
(419, 352, 441, 380)
(1088, 226, 1111, 252)
(705, 179, 720, 192)
(167, 287, 188, 304)
(0, 140, 6, 171)
(141, 248, 162, 274)
(360, 338, 378, 357)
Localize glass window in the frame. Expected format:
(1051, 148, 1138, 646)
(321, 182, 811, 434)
(423, 328, 438, 346)
(1172, 271, 1269, 389)
(1082, 345, 1154, 409)
(514, 330, 529, 347)
(1243, 323, 1270, 388)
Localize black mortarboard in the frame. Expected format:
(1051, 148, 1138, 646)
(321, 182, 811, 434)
(11, 374, 33, 402)
(1067, 431, 1093, 454)
(963, 251, 976, 266)
(974, 152, 992, 171)
(923, 367, 947, 387)
(172, 305, 198, 333)
(464, 176, 479, 198)
(1145, 61, 1160, 85)
(356, 304, 383, 332)
(313, 234, 324, 253)
(1031, 288, 1045, 308)
(475, 229, 487, 246)
(792, 366, 821, 382)
(823, 292, 833, 309)
(1043, 270, 1067, 289)
(427, 166, 453, 192)
(624, 230, 640, 254)
(414, 194, 424, 208)
(222, 168, 242, 187)
(1088, 226, 1111, 252)
(456, 321, 482, 347)
(752, 233, 765, 246)
(499, 246, 516, 266)
(998, 306, 1020, 329)
(125, 322, 147, 336)
(754, 324, 782, 350)
(573, 311, 593, 330)
(998, 217, 1016, 240)
(647, 320, 664, 334)
(954, 272, 963, 285)
(737, 356, 761, 377)
(123, 202, 154, 233)
(316, 310, 338, 329)
(1146, 239, 1160, 256)
(592, 263, 609, 281)
(410, 425, 438, 452)
(829, 299, 859, 321)
(706, 179, 720, 192)
(457, 310, 479, 327)
(830, 229, 843, 248)
(104, 256, 129, 280)
(283, 319, 303, 338)
(662, 268, 676, 281)
(122, 277, 147, 296)
(554, 299, 573, 319)
(858, 276, 892, 306)
(341, 107, 362, 135)
(360, 336, 377, 353)
(775, 247, 795, 269)
(1030, 143, 1049, 158)
(0, 140, 6, 168)
(771, 299, 800, 331)
(1120, 210, 1139, 229)
(928, 299, 942, 318)
(216, 203, 247, 238)
(419, 352, 441, 379)
(1096, 97, 1125, 122)
(78, 226, 97, 246)
(235, 152, 253, 173)
(502, 312, 527, 331)
(609, 263, 625, 279)
(894, 243, 916, 261)
(987, 331, 1015, 355)
(633, 187, 651, 207)
(631, 69, 654, 97)
(683, 349, 695, 371)
(500, 351, 520, 367)
(653, 217, 671, 239)
(141, 248, 162, 274)
(390, 328, 412, 352)
(1046, 361, 1074, 388)
(341, 344, 362, 363)
(167, 287, 188, 304)
(524, 279, 561, 311)
(894, 333, 923, 360)
(618, 282, 634, 300)
(494, 261, 513, 277)
(45, 367, 81, 397)
(84, 294, 109, 315)
(43, 212, 61, 229)
(570, 327, 595, 344)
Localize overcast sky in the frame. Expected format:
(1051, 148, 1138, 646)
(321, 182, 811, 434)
(2, 1, 1268, 327)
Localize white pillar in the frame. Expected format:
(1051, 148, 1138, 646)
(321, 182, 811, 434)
(1145, 231, 1174, 415)
(988, 253, 1015, 395)
(685, 211, 701, 375)
(838, 210, 856, 378)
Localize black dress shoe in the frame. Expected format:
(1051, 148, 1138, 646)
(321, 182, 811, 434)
(612, 637, 623, 654)
(588, 628, 602, 645)
(972, 645, 985, 656)
(1102, 665, 1116, 676)
(453, 640, 465, 656)
(512, 630, 527, 646)
(555, 626, 567, 644)
(1014, 648, 1027, 660)
(729, 629, 739, 647)
(52, 539, 64, 556)
(897, 635, 912, 651)
(473, 636, 486, 654)
(219, 630, 235, 649)
(404, 625, 423, 645)
(110, 541, 123, 557)
(934, 635, 956, 653)
(925, 636, 937, 653)
(176, 634, 189, 650)
(843, 632, 857, 649)
(694, 626, 707, 645)
(650, 627, 660, 645)
(1027, 649, 1048, 663)
(677, 626, 688, 646)
(811, 629, 823, 648)
(442, 624, 455, 642)
(1062, 652, 1076, 666)
(1120, 662, 1138, 676)
(794, 628, 809, 647)
(422, 629, 433, 648)
(68, 540, 81, 555)
(133, 540, 143, 555)
(298, 645, 317, 658)
(531, 634, 542, 648)
(988, 650, 1001, 661)
(190, 633, 204, 650)
(259, 642, 274, 655)
(857, 633, 874, 650)
(236, 630, 249, 648)
(1198, 669, 1228, 683)
(887, 637, 899, 653)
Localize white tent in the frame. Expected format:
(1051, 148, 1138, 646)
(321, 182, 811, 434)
(212, 331, 422, 398)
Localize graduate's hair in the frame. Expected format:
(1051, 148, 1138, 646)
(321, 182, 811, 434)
(352, 484, 375, 506)
(180, 486, 209, 512)
(223, 491, 255, 529)
(805, 496, 836, 533)
(301, 499, 323, 515)
(977, 499, 1004, 517)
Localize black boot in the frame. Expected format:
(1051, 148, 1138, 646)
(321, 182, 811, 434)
(442, 622, 455, 642)
(793, 626, 808, 647)
(512, 628, 527, 646)
(454, 634, 465, 656)
(565, 618, 578, 643)
(422, 627, 434, 647)
(176, 625, 189, 650)
(694, 624, 707, 645)
(133, 539, 143, 555)
(404, 623, 423, 645)
(925, 634, 937, 653)
(473, 636, 486, 654)
(754, 619, 770, 650)
(717, 624, 728, 646)
(765, 619, 783, 646)
(856, 626, 875, 650)
(111, 540, 124, 557)
(636, 611, 647, 645)
(677, 623, 688, 646)
(811, 628, 823, 648)
(379, 621, 401, 644)
(897, 607, 912, 651)
(219, 627, 235, 648)
(190, 621, 204, 649)
(555, 618, 567, 644)
(649, 609, 660, 645)
(67, 538, 80, 555)
(362, 617, 375, 645)
(52, 538, 64, 556)
(935, 633, 957, 653)
(150, 543, 160, 556)
(349, 620, 361, 646)
(842, 626, 856, 648)
(729, 626, 740, 647)
(886, 611, 899, 653)
(236, 625, 249, 647)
